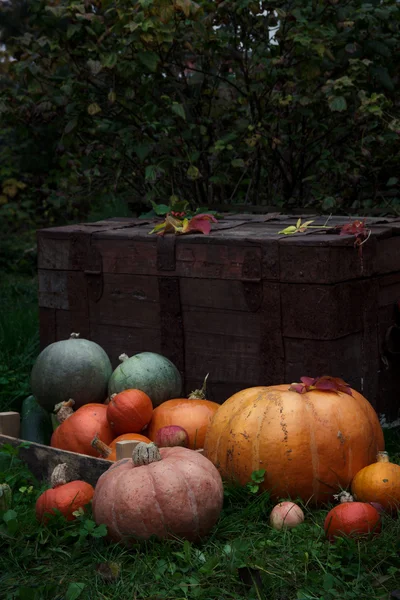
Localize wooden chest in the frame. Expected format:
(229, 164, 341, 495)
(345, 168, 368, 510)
(37, 214, 400, 419)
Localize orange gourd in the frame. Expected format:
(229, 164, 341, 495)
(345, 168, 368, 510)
(91, 433, 151, 461)
(92, 442, 224, 543)
(351, 451, 400, 512)
(35, 464, 94, 523)
(204, 378, 385, 505)
(51, 402, 114, 457)
(146, 376, 219, 449)
(106, 389, 153, 435)
(324, 502, 381, 540)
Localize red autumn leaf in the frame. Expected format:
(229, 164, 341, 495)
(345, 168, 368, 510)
(313, 376, 353, 396)
(339, 220, 368, 237)
(289, 375, 352, 396)
(183, 213, 218, 235)
(288, 382, 307, 394)
(300, 376, 316, 387)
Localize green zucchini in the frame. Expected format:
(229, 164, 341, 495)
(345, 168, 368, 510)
(20, 395, 53, 445)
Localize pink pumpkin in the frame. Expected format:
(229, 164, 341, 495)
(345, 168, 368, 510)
(92, 442, 223, 543)
(270, 501, 305, 530)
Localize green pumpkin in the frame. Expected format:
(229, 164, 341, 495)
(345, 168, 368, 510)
(20, 395, 53, 445)
(31, 333, 112, 411)
(0, 484, 12, 511)
(108, 352, 182, 407)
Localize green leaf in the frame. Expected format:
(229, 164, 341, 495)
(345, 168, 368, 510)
(171, 102, 186, 120)
(150, 201, 170, 215)
(86, 59, 102, 75)
(328, 96, 347, 112)
(64, 119, 78, 135)
(101, 53, 118, 69)
(231, 158, 245, 168)
(387, 177, 398, 187)
(138, 51, 160, 72)
(370, 66, 394, 91)
(322, 196, 336, 210)
(3, 509, 17, 523)
(133, 144, 152, 162)
(65, 583, 85, 600)
(87, 103, 101, 116)
(186, 165, 200, 180)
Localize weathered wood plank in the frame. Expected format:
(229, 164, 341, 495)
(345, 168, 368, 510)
(184, 333, 261, 383)
(280, 281, 367, 340)
(0, 434, 110, 486)
(38, 270, 88, 311)
(283, 334, 364, 394)
(39, 307, 56, 349)
(89, 274, 160, 328)
(0, 412, 20, 438)
(55, 309, 91, 340)
(89, 323, 161, 367)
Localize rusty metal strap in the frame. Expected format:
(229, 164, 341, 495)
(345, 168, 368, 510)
(158, 277, 185, 381)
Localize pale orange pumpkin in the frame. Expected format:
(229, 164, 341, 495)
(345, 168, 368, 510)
(203, 378, 385, 505)
(92, 442, 224, 543)
(35, 464, 94, 523)
(351, 451, 400, 512)
(106, 389, 153, 435)
(51, 402, 114, 457)
(146, 376, 219, 449)
(91, 433, 151, 461)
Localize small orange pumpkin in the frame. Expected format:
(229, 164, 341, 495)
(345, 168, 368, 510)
(51, 402, 114, 457)
(324, 502, 381, 540)
(146, 375, 219, 450)
(351, 451, 400, 513)
(106, 389, 153, 435)
(91, 433, 151, 461)
(35, 464, 94, 523)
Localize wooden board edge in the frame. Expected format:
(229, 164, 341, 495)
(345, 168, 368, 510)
(0, 434, 111, 487)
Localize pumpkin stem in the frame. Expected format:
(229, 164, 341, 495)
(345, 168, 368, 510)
(376, 451, 389, 463)
(188, 373, 209, 400)
(54, 399, 75, 423)
(132, 442, 162, 466)
(50, 463, 73, 488)
(119, 353, 129, 362)
(70, 332, 80, 339)
(333, 490, 354, 503)
(91, 434, 112, 458)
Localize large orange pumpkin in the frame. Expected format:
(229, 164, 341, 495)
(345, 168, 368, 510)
(51, 403, 114, 457)
(92, 433, 151, 461)
(324, 502, 381, 540)
(35, 464, 94, 523)
(106, 389, 153, 435)
(203, 380, 384, 505)
(146, 376, 219, 450)
(351, 451, 400, 512)
(92, 442, 224, 543)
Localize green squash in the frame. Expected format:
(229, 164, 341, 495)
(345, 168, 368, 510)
(31, 333, 112, 411)
(20, 395, 53, 445)
(108, 352, 182, 407)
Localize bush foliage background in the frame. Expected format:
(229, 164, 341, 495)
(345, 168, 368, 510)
(1, 0, 400, 233)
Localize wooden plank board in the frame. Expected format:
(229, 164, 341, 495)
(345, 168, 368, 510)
(0, 412, 20, 438)
(0, 434, 110, 487)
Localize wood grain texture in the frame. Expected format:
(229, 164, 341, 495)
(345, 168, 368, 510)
(0, 434, 110, 486)
(0, 413, 21, 438)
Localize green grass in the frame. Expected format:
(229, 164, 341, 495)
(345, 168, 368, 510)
(0, 447, 399, 600)
(0, 273, 39, 413)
